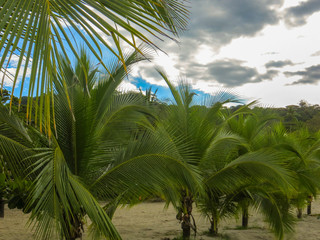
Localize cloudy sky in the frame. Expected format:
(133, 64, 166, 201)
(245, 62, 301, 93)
(122, 0, 320, 107)
(2, 0, 320, 107)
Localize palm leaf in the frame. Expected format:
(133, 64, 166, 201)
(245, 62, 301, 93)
(0, 0, 189, 126)
(27, 142, 121, 240)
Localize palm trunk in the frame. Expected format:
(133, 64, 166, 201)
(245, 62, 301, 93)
(177, 190, 195, 239)
(65, 223, 81, 240)
(209, 216, 218, 235)
(242, 205, 249, 229)
(182, 218, 191, 239)
(64, 212, 84, 240)
(0, 197, 4, 218)
(307, 203, 311, 215)
(297, 208, 302, 219)
(307, 196, 312, 215)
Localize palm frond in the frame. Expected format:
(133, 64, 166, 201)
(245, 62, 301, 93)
(0, 0, 189, 126)
(205, 150, 295, 194)
(27, 141, 120, 240)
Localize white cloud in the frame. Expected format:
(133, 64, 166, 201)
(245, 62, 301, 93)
(0, 56, 32, 88)
(131, 0, 320, 107)
(117, 79, 139, 92)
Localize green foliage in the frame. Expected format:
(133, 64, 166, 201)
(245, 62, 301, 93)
(252, 100, 320, 132)
(0, 0, 189, 131)
(1, 57, 320, 240)
(0, 157, 32, 214)
(0, 173, 5, 198)
(6, 178, 32, 212)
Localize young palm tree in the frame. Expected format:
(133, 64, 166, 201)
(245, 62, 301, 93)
(156, 76, 235, 239)
(273, 127, 320, 218)
(199, 109, 297, 240)
(140, 72, 294, 239)
(0, 50, 199, 240)
(225, 113, 279, 228)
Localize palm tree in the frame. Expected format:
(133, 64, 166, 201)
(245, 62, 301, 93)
(273, 127, 320, 218)
(145, 72, 295, 239)
(134, 72, 292, 239)
(0, 50, 199, 240)
(225, 113, 279, 228)
(0, 0, 189, 126)
(156, 76, 235, 239)
(104, 71, 243, 239)
(199, 109, 297, 240)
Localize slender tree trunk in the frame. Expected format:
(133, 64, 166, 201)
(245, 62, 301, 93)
(64, 212, 84, 240)
(307, 196, 312, 215)
(177, 190, 195, 239)
(182, 218, 191, 239)
(307, 203, 312, 215)
(242, 205, 249, 229)
(0, 197, 4, 218)
(297, 208, 303, 219)
(209, 216, 218, 235)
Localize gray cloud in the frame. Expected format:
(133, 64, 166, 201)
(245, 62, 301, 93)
(260, 69, 279, 80)
(158, 0, 285, 61)
(284, 0, 320, 26)
(184, 0, 282, 47)
(285, 65, 320, 85)
(206, 60, 261, 87)
(138, 65, 159, 79)
(156, 0, 286, 72)
(138, 1, 320, 90)
(176, 59, 279, 88)
(265, 60, 294, 68)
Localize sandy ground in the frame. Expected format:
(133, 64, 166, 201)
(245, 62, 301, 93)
(1, 201, 320, 240)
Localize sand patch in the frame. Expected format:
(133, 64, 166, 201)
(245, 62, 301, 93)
(1, 201, 320, 239)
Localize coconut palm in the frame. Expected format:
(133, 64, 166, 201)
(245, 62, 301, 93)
(102, 71, 244, 239)
(273, 127, 320, 218)
(0, 50, 199, 240)
(156, 75, 237, 239)
(133, 72, 295, 240)
(224, 113, 280, 228)
(198, 109, 297, 240)
(0, 0, 189, 127)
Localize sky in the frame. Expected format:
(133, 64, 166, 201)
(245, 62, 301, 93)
(2, 0, 320, 107)
(121, 0, 320, 107)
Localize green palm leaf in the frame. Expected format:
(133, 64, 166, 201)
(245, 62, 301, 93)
(0, 0, 189, 126)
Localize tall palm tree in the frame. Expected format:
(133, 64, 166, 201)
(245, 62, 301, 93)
(0, 0, 189, 126)
(0, 50, 198, 240)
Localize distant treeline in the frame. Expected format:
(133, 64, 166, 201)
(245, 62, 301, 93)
(2, 88, 319, 133)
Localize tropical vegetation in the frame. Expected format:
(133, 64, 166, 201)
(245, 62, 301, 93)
(2, 1, 320, 240)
